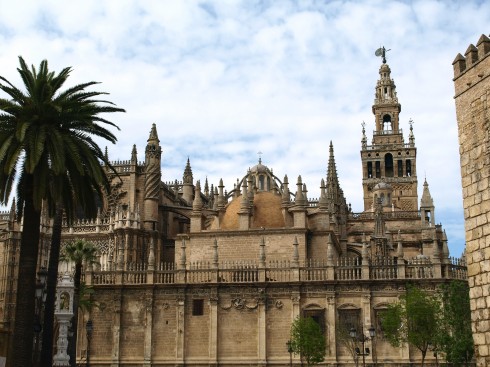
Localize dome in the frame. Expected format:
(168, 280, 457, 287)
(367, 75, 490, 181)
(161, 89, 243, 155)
(220, 191, 285, 230)
(250, 159, 270, 174)
(380, 63, 391, 73)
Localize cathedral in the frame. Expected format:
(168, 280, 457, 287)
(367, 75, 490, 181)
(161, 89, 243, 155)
(0, 58, 467, 366)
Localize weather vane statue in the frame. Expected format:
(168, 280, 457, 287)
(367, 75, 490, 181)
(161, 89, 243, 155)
(375, 46, 391, 64)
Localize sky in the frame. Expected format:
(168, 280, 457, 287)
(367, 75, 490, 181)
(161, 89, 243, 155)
(0, 0, 489, 257)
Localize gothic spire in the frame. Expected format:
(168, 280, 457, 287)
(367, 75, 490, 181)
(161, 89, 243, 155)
(326, 141, 340, 191)
(148, 123, 160, 143)
(131, 144, 137, 164)
(183, 157, 193, 184)
(326, 142, 346, 209)
(420, 178, 434, 208)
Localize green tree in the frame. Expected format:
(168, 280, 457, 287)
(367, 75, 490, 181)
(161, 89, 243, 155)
(61, 239, 100, 366)
(381, 285, 441, 367)
(290, 316, 326, 367)
(0, 57, 123, 366)
(438, 280, 474, 366)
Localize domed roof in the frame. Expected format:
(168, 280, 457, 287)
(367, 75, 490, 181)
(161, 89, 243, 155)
(373, 182, 392, 191)
(220, 191, 284, 230)
(380, 63, 391, 72)
(250, 158, 270, 174)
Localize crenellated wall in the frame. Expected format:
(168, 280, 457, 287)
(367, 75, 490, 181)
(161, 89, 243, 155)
(453, 33, 490, 367)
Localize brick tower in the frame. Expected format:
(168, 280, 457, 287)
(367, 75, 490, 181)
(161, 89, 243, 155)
(361, 57, 418, 212)
(453, 34, 490, 367)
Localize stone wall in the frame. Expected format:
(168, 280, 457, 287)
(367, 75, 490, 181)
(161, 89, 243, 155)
(453, 34, 490, 367)
(82, 284, 427, 366)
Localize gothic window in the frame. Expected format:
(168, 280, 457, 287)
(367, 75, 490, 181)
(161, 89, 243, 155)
(192, 299, 204, 316)
(375, 161, 381, 178)
(267, 177, 271, 191)
(385, 153, 394, 177)
(367, 162, 373, 178)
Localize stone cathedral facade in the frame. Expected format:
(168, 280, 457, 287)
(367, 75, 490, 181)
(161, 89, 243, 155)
(0, 59, 467, 366)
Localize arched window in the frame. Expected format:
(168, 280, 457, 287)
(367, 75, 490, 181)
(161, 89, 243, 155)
(375, 161, 381, 178)
(383, 114, 391, 131)
(406, 160, 412, 177)
(367, 162, 373, 178)
(385, 153, 394, 177)
(259, 175, 265, 190)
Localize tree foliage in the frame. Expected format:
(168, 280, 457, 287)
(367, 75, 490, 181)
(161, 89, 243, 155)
(290, 316, 326, 367)
(0, 57, 123, 366)
(381, 285, 441, 367)
(438, 280, 474, 366)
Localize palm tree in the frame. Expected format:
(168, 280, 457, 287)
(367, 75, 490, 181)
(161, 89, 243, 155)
(61, 240, 99, 366)
(0, 57, 124, 366)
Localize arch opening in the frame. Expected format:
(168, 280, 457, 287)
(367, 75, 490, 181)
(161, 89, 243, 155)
(385, 153, 394, 177)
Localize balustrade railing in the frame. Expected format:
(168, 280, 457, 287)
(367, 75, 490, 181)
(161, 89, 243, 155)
(370, 257, 397, 279)
(88, 255, 463, 286)
(335, 257, 362, 280)
(406, 258, 433, 279)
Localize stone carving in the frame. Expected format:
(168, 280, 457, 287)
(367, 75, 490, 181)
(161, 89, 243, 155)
(60, 292, 70, 310)
(220, 297, 259, 310)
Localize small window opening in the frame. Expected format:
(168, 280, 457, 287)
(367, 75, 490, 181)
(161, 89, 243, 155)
(192, 299, 204, 316)
(385, 153, 394, 177)
(375, 161, 381, 178)
(425, 210, 431, 225)
(397, 160, 403, 177)
(406, 160, 412, 177)
(367, 162, 373, 178)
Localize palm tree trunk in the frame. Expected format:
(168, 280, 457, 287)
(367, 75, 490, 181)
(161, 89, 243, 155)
(69, 262, 82, 367)
(40, 205, 63, 366)
(11, 176, 41, 367)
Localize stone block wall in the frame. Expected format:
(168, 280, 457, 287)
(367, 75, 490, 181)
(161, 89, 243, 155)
(453, 34, 490, 367)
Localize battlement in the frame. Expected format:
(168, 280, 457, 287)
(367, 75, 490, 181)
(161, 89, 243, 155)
(453, 34, 490, 78)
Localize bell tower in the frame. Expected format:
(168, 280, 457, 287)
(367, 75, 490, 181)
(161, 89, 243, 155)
(360, 52, 418, 212)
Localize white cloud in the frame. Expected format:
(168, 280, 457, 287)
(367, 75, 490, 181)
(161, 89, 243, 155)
(0, 0, 488, 257)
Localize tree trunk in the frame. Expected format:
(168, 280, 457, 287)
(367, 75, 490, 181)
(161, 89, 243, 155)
(40, 206, 63, 366)
(69, 262, 82, 367)
(11, 176, 41, 367)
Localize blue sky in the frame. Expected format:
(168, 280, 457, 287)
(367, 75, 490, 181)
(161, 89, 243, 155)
(1, 0, 489, 257)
